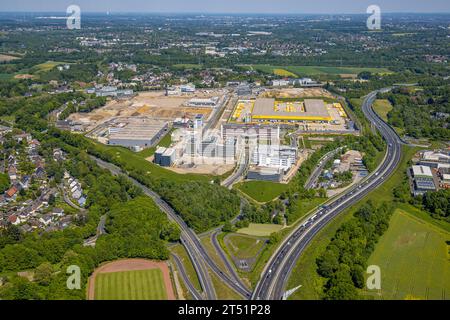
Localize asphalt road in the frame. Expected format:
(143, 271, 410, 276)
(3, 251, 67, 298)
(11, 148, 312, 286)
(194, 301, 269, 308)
(171, 253, 203, 300)
(252, 89, 403, 300)
(92, 156, 251, 299)
(211, 230, 250, 292)
(91, 156, 217, 300)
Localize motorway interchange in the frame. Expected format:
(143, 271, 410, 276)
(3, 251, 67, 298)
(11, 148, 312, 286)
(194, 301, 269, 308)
(94, 88, 404, 300)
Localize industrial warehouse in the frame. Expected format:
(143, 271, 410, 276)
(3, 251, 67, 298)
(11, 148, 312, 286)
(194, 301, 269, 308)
(251, 98, 332, 122)
(229, 95, 353, 132)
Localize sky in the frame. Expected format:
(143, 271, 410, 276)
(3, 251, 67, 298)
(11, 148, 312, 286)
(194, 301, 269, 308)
(1, 0, 450, 14)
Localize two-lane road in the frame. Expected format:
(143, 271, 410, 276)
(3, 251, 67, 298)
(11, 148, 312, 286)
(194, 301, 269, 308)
(252, 89, 404, 300)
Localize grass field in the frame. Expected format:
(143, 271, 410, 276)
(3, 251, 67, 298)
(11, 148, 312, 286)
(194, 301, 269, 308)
(235, 180, 289, 203)
(225, 234, 267, 259)
(247, 65, 392, 78)
(373, 99, 405, 136)
(372, 99, 393, 122)
(172, 64, 202, 70)
(237, 223, 283, 237)
(94, 269, 167, 300)
(364, 209, 450, 300)
(31, 61, 66, 74)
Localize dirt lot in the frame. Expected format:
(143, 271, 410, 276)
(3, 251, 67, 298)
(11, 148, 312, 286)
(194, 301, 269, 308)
(0, 54, 19, 62)
(167, 162, 234, 176)
(87, 258, 175, 300)
(69, 90, 218, 131)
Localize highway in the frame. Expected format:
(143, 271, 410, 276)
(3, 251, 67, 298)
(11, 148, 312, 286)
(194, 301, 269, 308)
(91, 156, 216, 300)
(252, 89, 404, 300)
(91, 156, 251, 299)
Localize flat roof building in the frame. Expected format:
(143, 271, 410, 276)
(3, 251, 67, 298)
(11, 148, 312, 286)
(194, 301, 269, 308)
(251, 98, 332, 122)
(108, 121, 169, 149)
(411, 165, 436, 196)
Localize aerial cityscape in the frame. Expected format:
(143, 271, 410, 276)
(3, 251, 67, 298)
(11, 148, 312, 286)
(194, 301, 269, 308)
(0, 0, 449, 308)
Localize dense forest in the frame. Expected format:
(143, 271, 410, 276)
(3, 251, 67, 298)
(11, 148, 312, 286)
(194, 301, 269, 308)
(380, 80, 450, 140)
(316, 201, 393, 300)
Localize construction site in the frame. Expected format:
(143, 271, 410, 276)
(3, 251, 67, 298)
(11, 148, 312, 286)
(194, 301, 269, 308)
(69, 90, 227, 150)
(228, 88, 353, 132)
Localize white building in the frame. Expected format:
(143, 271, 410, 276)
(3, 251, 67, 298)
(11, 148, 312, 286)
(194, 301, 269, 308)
(251, 145, 297, 171)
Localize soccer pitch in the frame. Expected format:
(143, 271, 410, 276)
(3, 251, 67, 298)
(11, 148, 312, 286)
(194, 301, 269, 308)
(365, 209, 450, 300)
(94, 269, 168, 300)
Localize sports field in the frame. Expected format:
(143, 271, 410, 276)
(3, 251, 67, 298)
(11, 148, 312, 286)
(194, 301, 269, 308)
(95, 269, 167, 300)
(364, 209, 450, 300)
(89, 259, 175, 300)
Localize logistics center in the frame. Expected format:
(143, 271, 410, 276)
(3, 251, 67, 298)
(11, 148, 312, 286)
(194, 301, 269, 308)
(251, 98, 332, 122)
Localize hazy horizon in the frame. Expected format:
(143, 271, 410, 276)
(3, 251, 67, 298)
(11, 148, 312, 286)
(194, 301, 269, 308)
(1, 0, 450, 14)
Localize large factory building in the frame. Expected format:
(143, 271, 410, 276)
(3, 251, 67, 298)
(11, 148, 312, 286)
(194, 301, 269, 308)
(251, 98, 332, 123)
(108, 121, 169, 149)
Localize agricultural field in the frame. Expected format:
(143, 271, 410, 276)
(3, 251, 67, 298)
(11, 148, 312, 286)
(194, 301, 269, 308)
(247, 65, 392, 78)
(0, 54, 20, 62)
(30, 61, 66, 74)
(90, 259, 175, 300)
(287, 146, 420, 300)
(235, 180, 289, 203)
(364, 209, 450, 300)
(237, 223, 283, 237)
(273, 68, 297, 77)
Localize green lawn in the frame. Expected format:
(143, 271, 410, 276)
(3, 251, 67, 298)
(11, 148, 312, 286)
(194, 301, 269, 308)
(373, 99, 404, 136)
(94, 269, 167, 300)
(247, 65, 392, 78)
(287, 146, 421, 300)
(31, 61, 66, 74)
(286, 197, 327, 225)
(364, 209, 450, 300)
(237, 223, 283, 237)
(235, 181, 289, 202)
(372, 99, 392, 122)
(225, 234, 267, 260)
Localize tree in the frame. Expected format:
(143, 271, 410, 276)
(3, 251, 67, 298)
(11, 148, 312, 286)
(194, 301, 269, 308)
(0, 173, 10, 193)
(34, 262, 54, 286)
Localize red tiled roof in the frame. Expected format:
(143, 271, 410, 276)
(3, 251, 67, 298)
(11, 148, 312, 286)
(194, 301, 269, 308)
(6, 186, 18, 198)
